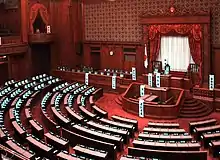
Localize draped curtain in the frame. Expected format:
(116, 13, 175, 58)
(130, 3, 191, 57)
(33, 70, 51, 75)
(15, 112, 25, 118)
(157, 36, 194, 72)
(148, 24, 202, 83)
(29, 3, 50, 33)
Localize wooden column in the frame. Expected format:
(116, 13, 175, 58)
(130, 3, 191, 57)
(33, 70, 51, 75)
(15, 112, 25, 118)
(21, 0, 28, 43)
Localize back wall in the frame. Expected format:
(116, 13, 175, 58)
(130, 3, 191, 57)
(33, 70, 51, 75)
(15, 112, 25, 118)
(84, 0, 220, 45)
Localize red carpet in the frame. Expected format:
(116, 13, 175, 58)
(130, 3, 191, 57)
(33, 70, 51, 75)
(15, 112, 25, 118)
(95, 93, 220, 160)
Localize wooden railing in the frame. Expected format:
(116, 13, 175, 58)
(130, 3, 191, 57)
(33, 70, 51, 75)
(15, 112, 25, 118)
(1, 36, 22, 45)
(193, 88, 214, 98)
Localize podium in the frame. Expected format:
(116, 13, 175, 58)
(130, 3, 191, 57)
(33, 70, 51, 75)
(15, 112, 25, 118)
(142, 73, 191, 90)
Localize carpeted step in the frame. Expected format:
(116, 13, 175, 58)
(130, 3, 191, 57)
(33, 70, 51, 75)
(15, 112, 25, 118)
(184, 98, 197, 104)
(182, 101, 201, 107)
(179, 98, 213, 118)
(115, 95, 122, 106)
(180, 105, 209, 114)
(179, 107, 212, 118)
(181, 104, 204, 111)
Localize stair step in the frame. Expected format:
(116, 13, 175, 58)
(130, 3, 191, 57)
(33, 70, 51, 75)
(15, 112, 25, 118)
(180, 106, 209, 114)
(181, 104, 204, 111)
(115, 97, 122, 106)
(179, 98, 213, 118)
(179, 108, 212, 118)
(184, 99, 197, 104)
(183, 101, 201, 107)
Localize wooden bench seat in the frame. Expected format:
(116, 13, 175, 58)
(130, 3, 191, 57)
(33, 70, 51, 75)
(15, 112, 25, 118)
(143, 127, 186, 134)
(74, 144, 108, 160)
(70, 124, 123, 151)
(45, 132, 69, 150)
(128, 147, 207, 160)
(148, 122, 179, 129)
(138, 132, 192, 141)
(62, 128, 117, 160)
(133, 139, 200, 151)
(193, 124, 220, 140)
(189, 118, 217, 134)
(111, 115, 138, 131)
(87, 120, 129, 143)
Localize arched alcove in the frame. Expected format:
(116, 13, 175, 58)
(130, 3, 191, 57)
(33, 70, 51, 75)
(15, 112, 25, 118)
(29, 3, 49, 33)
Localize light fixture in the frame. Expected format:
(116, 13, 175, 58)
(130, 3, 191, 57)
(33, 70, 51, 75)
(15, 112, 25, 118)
(109, 51, 114, 56)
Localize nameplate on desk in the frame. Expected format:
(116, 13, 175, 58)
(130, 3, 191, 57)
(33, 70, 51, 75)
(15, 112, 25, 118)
(131, 67, 136, 81)
(140, 85, 145, 97)
(85, 73, 89, 85)
(139, 99, 144, 118)
(156, 73, 161, 88)
(148, 73, 153, 87)
(112, 76, 116, 89)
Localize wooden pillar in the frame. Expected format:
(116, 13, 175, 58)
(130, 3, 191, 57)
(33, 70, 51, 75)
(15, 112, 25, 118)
(203, 23, 211, 84)
(21, 0, 28, 43)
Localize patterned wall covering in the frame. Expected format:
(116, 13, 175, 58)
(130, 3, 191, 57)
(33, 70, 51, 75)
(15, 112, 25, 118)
(84, 0, 220, 44)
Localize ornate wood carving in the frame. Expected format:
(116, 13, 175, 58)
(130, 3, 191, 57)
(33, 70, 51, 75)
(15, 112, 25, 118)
(28, 33, 55, 44)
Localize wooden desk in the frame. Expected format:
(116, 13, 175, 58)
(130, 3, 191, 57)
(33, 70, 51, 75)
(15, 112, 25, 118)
(29, 120, 44, 139)
(9, 108, 15, 121)
(74, 145, 108, 160)
(50, 92, 59, 106)
(25, 108, 32, 120)
(87, 120, 129, 143)
(51, 107, 71, 126)
(91, 104, 108, 118)
(62, 128, 117, 160)
(71, 124, 123, 151)
(138, 133, 192, 141)
(45, 132, 69, 150)
(64, 93, 70, 106)
(133, 140, 200, 151)
(128, 147, 207, 160)
(25, 98, 33, 107)
(189, 118, 217, 134)
(111, 115, 138, 131)
(79, 106, 96, 119)
(12, 121, 26, 138)
(194, 124, 220, 140)
(65, 106, 84, 122)
(148, 122, 179, 128)
(209, 140, 220, 158)
(143, 127, 186, 134)
(201, 132, 220, 148)
(6, 140, 35, 159)
(100, 118, 135, 136)
(26, 136, 54, 158)
(56, 151, 82, 160)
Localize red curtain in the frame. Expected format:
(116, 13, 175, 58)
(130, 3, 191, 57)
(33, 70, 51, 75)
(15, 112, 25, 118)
(29, 3, 49, 33)
(148, 24, 202, 84)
